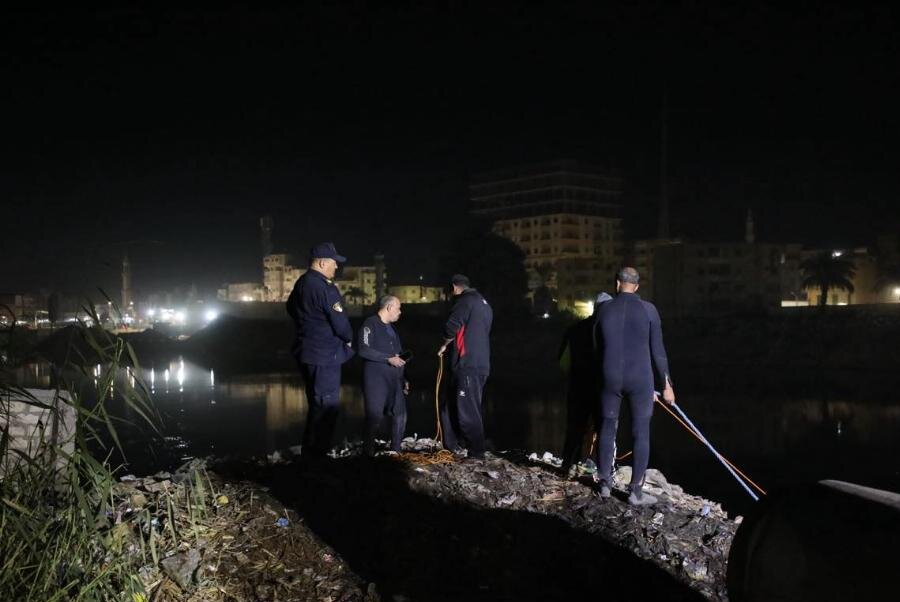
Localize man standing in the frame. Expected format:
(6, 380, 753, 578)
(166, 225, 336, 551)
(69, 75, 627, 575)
(437, 274, 493, 461)
(596, 267, 675, 505)
(286, 242, 354, 458)
(358, 295, 409, 455)
(558, 292, 612, 478)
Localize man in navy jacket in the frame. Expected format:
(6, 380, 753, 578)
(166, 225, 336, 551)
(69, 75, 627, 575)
(438, 274, 493, 460)
(358, 295, 408, 455)
(286, 242, 355, 457)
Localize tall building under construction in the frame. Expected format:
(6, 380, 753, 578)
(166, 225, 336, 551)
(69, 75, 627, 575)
(470, 159, 625, 312)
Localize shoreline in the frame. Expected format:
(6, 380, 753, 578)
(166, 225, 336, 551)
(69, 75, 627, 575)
(124, 440, 736, 601)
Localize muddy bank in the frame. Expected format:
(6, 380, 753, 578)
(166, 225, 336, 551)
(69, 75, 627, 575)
(213, 440, 738, 601)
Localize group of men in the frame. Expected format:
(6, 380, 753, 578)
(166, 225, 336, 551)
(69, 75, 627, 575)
(286, 243, 492, 462)
(287, 243, 674, 506)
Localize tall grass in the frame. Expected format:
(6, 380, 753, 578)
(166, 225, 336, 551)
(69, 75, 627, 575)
(1, 302, 161, 601)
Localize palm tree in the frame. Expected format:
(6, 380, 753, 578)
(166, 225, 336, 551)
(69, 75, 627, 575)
(800, 252, 856, 306)
(344, 286, 367, 306)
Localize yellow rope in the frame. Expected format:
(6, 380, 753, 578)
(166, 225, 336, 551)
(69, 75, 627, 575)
(398, 354, 454, 466)
(434, 353, 444, 444)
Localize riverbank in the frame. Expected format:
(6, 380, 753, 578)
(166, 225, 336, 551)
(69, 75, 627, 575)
(125, 441, 736, 601)
(123, 303, 900, 400)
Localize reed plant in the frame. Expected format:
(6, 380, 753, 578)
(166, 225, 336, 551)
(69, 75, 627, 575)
(1, 301, 163, 601)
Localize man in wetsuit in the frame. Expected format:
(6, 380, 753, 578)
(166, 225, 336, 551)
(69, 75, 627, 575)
(358, 295, 409, 455)
(596, 267, 675, 505)
(558, 292, 613, 478)
(437, 274, 493, 461)
(286, 242, 355, 458)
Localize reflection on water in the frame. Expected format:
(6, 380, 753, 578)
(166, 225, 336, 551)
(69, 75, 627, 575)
(11, 357, 900, 515)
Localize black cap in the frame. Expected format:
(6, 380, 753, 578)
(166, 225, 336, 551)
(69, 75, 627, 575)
(450, 273, 470, 287)
(310, 242, 347, 263)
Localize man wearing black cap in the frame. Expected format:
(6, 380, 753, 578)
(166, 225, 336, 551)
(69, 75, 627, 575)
(286, 242, 354, 458)
(437, 274, 493, 460)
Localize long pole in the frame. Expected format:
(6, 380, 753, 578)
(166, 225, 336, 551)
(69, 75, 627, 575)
(671, 403, 759, 501)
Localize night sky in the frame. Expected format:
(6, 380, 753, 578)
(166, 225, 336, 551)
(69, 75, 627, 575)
(3, 3, 899, 295)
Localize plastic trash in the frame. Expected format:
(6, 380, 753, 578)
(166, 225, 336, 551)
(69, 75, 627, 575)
(275, 517, 290, 528)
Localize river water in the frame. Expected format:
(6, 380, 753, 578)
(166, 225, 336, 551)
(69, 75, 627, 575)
(107, 357, 900, 517)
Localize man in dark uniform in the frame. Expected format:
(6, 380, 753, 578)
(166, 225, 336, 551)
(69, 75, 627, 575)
(558, 292, 613, 478)
(286, 242, 355, 458)
(595, 267, 675, 505)
(437, 274, 493, 461)
(358, 294, 409, 455)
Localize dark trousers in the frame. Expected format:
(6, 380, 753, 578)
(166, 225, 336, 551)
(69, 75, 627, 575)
(440, 369, 488, 458)
(363, 368, 407, 454)
(561, 378, 600, 469)
(597, 384, 654, 488)
(299, 363, 342, 456)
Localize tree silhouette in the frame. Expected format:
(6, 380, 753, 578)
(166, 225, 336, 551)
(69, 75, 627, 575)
(344, 286, 368, 306)
(800, 252, 856, 306)
(439, 223, 529, 318)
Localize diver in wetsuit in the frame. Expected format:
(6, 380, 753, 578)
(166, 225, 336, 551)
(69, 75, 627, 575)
(358, 295, 409, 455)
(595, 267, 676, 505)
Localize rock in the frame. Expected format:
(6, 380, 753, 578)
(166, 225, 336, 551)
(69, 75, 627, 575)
(682, 557, 708, 581)
(143, 479, 172, 493)
(160, 548, 202, 590)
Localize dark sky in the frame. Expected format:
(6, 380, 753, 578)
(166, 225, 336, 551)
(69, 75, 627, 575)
(2, 2, 899, 295)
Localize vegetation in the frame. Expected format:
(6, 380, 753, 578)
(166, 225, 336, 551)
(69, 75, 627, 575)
(800, 251, 856, 306)
(440, 223, 530, 318)
(0, 302, 162, 601)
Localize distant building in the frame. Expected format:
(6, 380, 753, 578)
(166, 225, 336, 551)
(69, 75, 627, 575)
(388, 284, 444, 304)
(629, 214, 807, 316)
(263, 254, 303, 302)
(218, 282, 266, 303)
(471, 160, 625, 311)
(257, 253, 383, 306)
(0, 293, 45, 326)
(335, 265, 381, 306)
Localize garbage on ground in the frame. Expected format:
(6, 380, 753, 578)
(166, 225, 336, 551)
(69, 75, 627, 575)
(100, 459, 378, 601)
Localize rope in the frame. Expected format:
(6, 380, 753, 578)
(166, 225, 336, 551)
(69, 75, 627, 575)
(434, 353, 444, 443)
(398, 449, 456, 465)
(662, 400, 766, 499)
(588, 433, 632, 461)
(398, 353, 455, 467)
(654, 399, 765, 495)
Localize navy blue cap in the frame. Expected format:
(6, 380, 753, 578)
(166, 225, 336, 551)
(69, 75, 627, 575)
(310, 242, 347, 263)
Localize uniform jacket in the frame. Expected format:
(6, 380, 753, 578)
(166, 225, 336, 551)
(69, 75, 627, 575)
(286, 270, 355, 365)
(443, 288, 493, 375)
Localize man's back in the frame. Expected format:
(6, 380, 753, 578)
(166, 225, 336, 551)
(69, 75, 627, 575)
(444, 288, 493, 374)
(597, 292, 670, 390)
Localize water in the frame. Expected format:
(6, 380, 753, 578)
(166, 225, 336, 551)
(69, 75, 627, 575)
(13, 358, 900, 516)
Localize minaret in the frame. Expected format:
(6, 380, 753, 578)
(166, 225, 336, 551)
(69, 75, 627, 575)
(121, 254, 133, 310)
(374, 254, 386, 300)
(658, 89, 670, 240)
(260, 215, 274, 257)
(745, 209, 755, 244)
